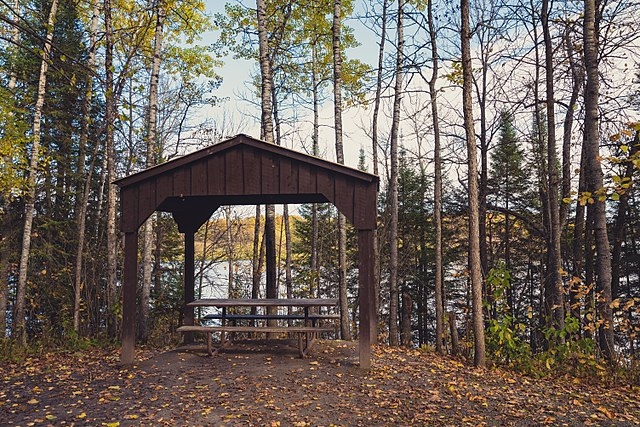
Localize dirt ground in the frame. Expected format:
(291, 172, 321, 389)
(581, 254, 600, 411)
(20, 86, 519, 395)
(1, 338, 639, 426)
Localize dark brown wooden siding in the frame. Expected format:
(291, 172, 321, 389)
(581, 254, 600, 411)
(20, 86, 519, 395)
(118, 135, 378, 232)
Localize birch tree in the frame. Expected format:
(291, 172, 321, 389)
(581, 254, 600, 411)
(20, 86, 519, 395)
(583, 0, 614, 360)
(333, 0, 350, 340)
(14, 0, 59, 345)
(139, 0, 165, 343)
(388, 0, 405, 347)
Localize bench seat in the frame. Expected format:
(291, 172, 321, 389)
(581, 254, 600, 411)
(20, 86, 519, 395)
(201, 313, 340, 326)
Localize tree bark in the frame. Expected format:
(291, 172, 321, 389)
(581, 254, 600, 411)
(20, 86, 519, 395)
(387, 0, 404, 347)
(428, 0, 445, 356)
(105, 0, 119, 339)
(583, 0, 614, 360)
(139, 0, 165, 343)
(332, 0, 350, 340)
(371, 0, 387, 334)
(256, 0, 277, 303)
(311, 39, 320, 299)
(401, 292, 412, 347)
(542, 0, 565, 335)
(461, 0, 486, 367)
(14, 0, 59, 345)
(73, 0, 100, 334)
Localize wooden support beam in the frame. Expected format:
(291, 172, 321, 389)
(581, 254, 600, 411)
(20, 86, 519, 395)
(120, 231, 138, 364)
(183, 230, 195, 344)
(358, 229, 374, 370)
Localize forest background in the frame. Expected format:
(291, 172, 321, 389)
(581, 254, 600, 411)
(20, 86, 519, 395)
(1, 0, 640, 383)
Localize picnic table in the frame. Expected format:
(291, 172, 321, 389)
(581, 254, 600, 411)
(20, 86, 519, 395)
(177, 298, 338, 357)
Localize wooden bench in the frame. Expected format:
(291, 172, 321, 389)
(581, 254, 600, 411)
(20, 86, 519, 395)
(177, 325, 334, 357)
(201, 313, 340, 327)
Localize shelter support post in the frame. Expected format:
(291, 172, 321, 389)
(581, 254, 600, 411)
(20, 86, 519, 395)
(121, 231, 138, 364)
(358, 229, 375, 369)
(183, 231, 195, 344)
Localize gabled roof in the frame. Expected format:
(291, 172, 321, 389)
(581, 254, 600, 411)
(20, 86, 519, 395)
(115, 133, 376, 187)
(116, 134, 379, 232)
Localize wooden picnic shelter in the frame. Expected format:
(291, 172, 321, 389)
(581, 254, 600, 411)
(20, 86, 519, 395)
(115, 134, 379, 368)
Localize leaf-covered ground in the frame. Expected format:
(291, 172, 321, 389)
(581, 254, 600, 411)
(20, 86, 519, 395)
(1, 339, 639, 426)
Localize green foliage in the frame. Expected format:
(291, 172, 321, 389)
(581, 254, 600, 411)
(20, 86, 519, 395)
(212, 0, 369, 108)
(485, 264, 531, 368)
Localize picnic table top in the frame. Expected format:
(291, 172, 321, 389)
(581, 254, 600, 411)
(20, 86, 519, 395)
(187, 298, 339, 308)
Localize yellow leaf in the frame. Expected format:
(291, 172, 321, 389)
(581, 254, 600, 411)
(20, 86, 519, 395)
(597, 406, 615, 420)
(45, 415, 56, 421)
(27, 398, 39, 405)
(78, 413, 87, 419)
(102, 422, 120, 427)
(124, 414, 139, 420)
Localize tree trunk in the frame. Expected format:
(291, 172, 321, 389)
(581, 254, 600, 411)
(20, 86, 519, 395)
(583, 0, 614, 360)
(427, 0, 445, 356)
(401, 292, 412, 347)
(225, 207, 235, 297)
(387, 0, 404, 347)
(14, 0, 59, 345)
(256, 0, 277, 304)
(371, 0, 387, 339)
(251, 205, 262, 313)
(283, 206, 293, 315)
(542, 0, 565, 335)
(139, 0, 165, 343)
(332, 0, 350, 340)
(73, 0, 100, 334)
(311, 40, 320, 299)
(448, 311, 459, 356)
(105, 0, 119, 339)
(461, 0, 486, 367)
(560, 25, 583, 227)
(571, 144, 588, 323)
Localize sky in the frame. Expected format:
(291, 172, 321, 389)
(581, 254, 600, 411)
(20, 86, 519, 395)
(198, 0, 381, 172)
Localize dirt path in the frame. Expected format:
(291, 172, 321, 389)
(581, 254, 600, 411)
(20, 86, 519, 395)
(1, 340, 639, 426)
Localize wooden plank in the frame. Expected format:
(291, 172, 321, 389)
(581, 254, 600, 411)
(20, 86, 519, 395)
(207, 155, 225, 195)
(203, 314, 340, 320)
(178, 326, 333, 333)
(334, 175, 355, 225)
(279, 158, 298, 194)
(174, 167, 191, 197)
(225, 149, 243, 194)
(317, 170, 334, 200)
(120, 231, 138, 364)
(188, 298, 338, 307)
(358, 229, 374, 370)
(298, 164, 316, 193)
(155, 173, 173, 206)
(353, 181, 377, 230)
(261, 153, 279, 194)
(119, 186, 139, 232)
(183, 231, 195, 344)
(137, 179, 156, 225)
(190, 159, 208, 195)
(243, 146, 262, 194)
